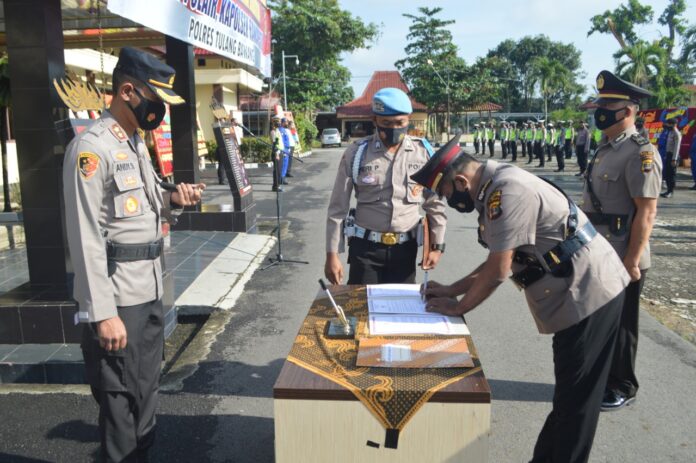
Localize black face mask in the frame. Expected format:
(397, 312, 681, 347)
(377, 125, 408, 147)
(128, 87, 166, 131)
(446, 181, 475, 213)
(594, 107, 626, 131)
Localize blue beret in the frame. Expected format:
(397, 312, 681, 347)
(372, 87, 412, 116)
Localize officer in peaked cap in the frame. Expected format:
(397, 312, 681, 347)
(63, 46, 205, 462)
(584, 70, 661, 413)
(412, 135, 630, 462)
(325, 87, 448, 285)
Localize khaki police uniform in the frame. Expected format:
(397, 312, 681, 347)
(474, 160, 629, 462)
(582, 126, 662, 399)
(663, 126, 682, 195)
(63, 110, 175, 462)
(326, 134, 447, 283)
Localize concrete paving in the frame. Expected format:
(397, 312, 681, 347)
(0, 147, 695, 462)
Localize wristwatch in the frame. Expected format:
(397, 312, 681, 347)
(430, 243, 446, 253)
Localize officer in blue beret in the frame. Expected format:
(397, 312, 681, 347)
(325, 87, 448, 284)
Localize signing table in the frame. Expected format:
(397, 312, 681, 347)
(273, 285, 491, 463)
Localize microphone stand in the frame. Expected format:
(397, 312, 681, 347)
(260, 130, 308, 270)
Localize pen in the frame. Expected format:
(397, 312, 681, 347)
(423, 270, 429, 301)
(318, 279, 349, 327)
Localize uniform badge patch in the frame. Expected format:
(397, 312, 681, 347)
(362, 175, 376, 184)
(78, 152, 99, 180)
(124, 175, 138, 187)
(115, 152, 129, 161)
(124, 195, 140, 215)
(410, 184, 423, 197)
(109, 123, 127, 142)
(640, 151, 654, 173)
(487, 189, 503, 220)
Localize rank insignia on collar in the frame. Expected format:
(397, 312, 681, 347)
(477, 179, 492, 202)
(487, 189, 503, 220)
(78, 152, 99, 180)
(640, 151, 654, 173)
(109, 123, 127, 142)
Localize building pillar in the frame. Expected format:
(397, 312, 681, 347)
(165, 35, 200, 191)
(4, 0, 69, 286)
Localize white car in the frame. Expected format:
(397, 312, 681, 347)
(321, 128, 341, 148)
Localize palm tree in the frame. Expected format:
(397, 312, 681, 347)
(614, 41, 665, 88)
(532, 57, 571, 120)
(0, 55, 11, 212)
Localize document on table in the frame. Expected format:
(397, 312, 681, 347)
(367, 284, 427, 314)
(367, 314, 470, 336)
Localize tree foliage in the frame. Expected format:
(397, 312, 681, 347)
(588, 0, 693, 108)
(269, 0, 379, 113)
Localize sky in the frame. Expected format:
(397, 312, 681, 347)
(337, 0, 696, 100)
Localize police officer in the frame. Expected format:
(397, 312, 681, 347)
(545, 122, 555, 164)
(526, 121, 535, 162)
(661, 118, 682, 198)
(575, 122, 590, 176)
(510, 121, 519, 161)
(487, 121, 495, 158)
(325, 87, 447, 284)
(534, 121, 546, 167)
(270, 116, 286, 192)
(564, 120, 575, 159)
(62, 47, 205, 462)
(412, 136, 629, 463)
(473, 123, 481, 155)
(583, 70, 662, 412)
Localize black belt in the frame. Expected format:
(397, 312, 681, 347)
(584, 212, 629, 236)
(106, 239, 163, 262)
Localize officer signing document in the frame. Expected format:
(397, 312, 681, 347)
(62, 47, 205, 462)
(412, 135, 630, 463)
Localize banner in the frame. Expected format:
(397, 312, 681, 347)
(108, 0, 272, 76)
(151, 108, 174, 177)
(639, 107, 696, 159)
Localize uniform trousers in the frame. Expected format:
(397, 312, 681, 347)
(481, 139, 487, 156)
(606, 270, 645, 398)
(564, 139, 573, 159)
(215, 147, 227, 185)
(534, 142, 544, 166)
(531, 290, 624, 463)
(347, 238, 418, 284)
(554, 146, 565, 170)
(474, 140, 480, 154)
(488, 139, 495, 157)
(286, 146, 295, 175)
(576, 144, 587, 174)
(82, 299, 164, 463)
(663, 157, 676, 193)
(545, 144, 553, 161)
(526, 141, 533, 160)
(511, 140, 518, 161)
(502, 140, 508, 158)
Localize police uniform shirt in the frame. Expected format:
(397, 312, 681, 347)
(476, 160, 630, 334)
(63, 111, 172, 322)
(582, 126, 662, 269)
(326, 134, 447, 253)
(665, 127, 682, 161)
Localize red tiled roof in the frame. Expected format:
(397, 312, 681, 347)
(239, 91, 282, 111)
(685, 84, 696, 93)
(461, 102, 502, 112)
(336, 71, 427, 118)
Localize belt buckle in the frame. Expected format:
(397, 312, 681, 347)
(381, 232, 398, 246)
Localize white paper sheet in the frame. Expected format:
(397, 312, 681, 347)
(368, 297, 427, 314)
(367, 284, 422, 298)
(368, 314, 470, 336)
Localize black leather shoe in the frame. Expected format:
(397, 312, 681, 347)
(286, 173, 294, 178)
(536, 164, 544, 168)
(555, 168, 564, 172)
(660, 191, 673, 198)
(575, 172, 584, 177)
(601, 390, 636, 412)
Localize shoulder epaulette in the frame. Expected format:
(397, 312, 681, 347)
(411, 137, 435, 157)
(630, 133, 650, 146)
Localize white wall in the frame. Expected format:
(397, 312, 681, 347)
(0, 141, 19, 187)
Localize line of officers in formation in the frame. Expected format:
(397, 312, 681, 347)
(472, 119, 607, 174)
(325, 70, 661, 463)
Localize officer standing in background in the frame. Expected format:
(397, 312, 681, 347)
(487, 121, 495, 158)
(575, 122, 590, 176)
(283, 118, 296, 178)
(63, 47, 205, 462)
(270, 116, 286, 192)
(473, 123, 481, 155)
(520, 122, 527, 158)
(325, 87, 448, 284)
(510, 121, 519, 161)
(545, 122, 555, 164)
(534, 121, 546, 167)
(583, 70, 661, 412)
(500, 122, 508, 159)
(661, 118, 682, 199)
(564, 120, 575, 159)
(481, 123, 488, 156)
(412, 136, 629, 463)
(635, 117, 648, 139)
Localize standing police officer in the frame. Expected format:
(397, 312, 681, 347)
(661, 118, 682, 199)
(583, 70, 662, 412)
(63, 47, 205, 462)
(325, 88, 447, 284)
(413, 136, 629, 463)
(473, 123, 481, 155)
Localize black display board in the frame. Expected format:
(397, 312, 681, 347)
(213, 121, 252, 209)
